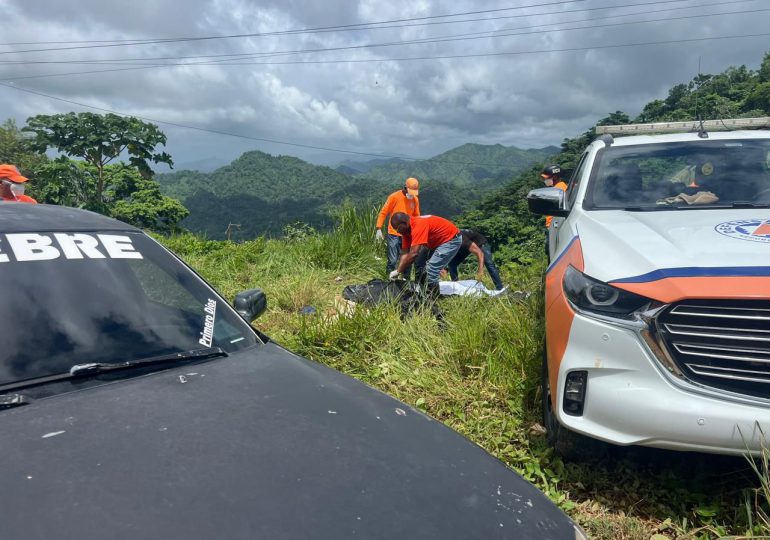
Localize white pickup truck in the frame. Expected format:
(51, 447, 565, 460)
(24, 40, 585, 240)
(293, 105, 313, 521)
(527, 118, 770, 458)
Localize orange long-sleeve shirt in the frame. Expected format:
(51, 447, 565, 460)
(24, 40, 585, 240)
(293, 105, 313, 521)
(377, 190, 420, 236)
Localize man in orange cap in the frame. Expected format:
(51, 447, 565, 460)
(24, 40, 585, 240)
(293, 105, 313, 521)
(375, 177, 420, 275)
(0, 164, 37, 203)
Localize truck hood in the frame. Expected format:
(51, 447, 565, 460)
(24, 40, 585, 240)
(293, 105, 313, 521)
(0, 343, 574, 540)
(578, 209, 770, 284)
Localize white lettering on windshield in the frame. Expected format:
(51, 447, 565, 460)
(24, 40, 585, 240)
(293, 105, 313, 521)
(0, 233, 143, 262)
(99, 234, 143, 259)
(54, 233, 106, 259)
(198, 299, 217, 348)
(7, 234, 60, 261)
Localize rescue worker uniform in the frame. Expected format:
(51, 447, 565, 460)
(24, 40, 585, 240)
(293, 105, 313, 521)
(401, 215, 462, 285)
(376, 178, 420, 273)
(544, 180, 567, 228)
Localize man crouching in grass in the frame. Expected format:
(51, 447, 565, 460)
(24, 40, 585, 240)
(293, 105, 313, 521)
(388, 212, 463, 300)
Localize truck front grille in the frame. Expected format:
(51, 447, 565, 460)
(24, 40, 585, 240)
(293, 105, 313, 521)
(657, 300, 770, 398)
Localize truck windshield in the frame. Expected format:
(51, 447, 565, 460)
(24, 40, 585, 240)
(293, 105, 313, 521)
(0, 231, 259, 386)
(584, 139, 770, 210)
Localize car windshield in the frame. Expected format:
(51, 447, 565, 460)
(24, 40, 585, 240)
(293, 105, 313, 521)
(584, 138, 770, 210)
(0, 231, 259, 386)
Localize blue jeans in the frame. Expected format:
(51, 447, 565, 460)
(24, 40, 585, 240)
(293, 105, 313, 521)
(387, 233, 414, 277)
(424, 235, 462, 284)
(448, 244, 504, 290)
(386, 233, 401, 273)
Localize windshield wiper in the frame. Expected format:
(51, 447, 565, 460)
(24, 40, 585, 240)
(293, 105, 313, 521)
(730, 201, 770, 208)
(69, 347, 227, 377)
(622, 206, 665, 211)
(0, 347, 228, 393)
(0, 393, 31, 409)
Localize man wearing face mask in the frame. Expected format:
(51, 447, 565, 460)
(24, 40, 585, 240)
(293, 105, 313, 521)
(0, 164, 37, 204)
(375, 177, 421, 275)
(541, 165, 566, 228)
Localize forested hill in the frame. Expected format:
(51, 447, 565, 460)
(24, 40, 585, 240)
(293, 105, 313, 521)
(158, 143, 558, 240)
(354, 143, 558, 187)
(459, 51, 770, 264)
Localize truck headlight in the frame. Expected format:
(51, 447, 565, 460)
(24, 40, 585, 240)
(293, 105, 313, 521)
(563, 265, 650, 319)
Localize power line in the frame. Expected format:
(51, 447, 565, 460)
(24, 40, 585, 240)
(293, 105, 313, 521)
(0, 0, 755, 67)
(0, 81, 512, 166)
(0, 0, 587, 54)
(2, 30, 768, 165)
(1, 7, 765, 83)
(2, 29, 768, 83)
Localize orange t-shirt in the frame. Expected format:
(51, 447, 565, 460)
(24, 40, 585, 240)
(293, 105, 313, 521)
(377, 190, 420, 236)
(402, 215, 459, 251)
(1, 194, 37, 204)
(545, 181, 567, 228)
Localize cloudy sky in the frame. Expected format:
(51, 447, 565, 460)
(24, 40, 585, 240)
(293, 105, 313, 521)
(0, 0, 768, 169)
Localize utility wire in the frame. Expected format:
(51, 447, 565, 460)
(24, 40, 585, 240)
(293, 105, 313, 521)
(0, 0, 718, 52)
(2, 29, 768, 83)
(0, 0, 756, 67)
(0, 82, 517, 166)
(0, 0, 587, 54)
(7, 0, 757, 53)
(2, 30, 768, 163)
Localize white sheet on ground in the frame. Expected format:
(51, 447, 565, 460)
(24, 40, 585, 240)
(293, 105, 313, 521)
(439, 280, 508, 297)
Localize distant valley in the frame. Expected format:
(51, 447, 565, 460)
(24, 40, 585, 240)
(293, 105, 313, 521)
(157, 143, 557, 240)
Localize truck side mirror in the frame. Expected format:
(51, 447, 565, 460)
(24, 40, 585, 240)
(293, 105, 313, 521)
(527, 187, 570, 217)
(234, 288, 267, 322)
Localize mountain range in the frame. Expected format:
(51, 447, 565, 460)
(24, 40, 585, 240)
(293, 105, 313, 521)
(157, 143, 558, 240)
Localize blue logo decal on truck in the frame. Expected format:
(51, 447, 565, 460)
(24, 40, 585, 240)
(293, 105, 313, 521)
(715, 220, 770, 243)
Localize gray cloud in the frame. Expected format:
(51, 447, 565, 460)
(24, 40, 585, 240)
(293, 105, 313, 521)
(1, 0, 768, 167)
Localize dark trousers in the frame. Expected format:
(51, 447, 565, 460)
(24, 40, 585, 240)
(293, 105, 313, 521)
(447, 244, 504, 290)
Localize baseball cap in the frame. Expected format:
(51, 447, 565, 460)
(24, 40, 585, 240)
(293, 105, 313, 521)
(405, 177, 419, 196)
(541, 164, 561, 179)
(0, 164, 28, 183)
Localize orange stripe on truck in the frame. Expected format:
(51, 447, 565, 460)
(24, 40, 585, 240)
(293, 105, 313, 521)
(612, 276, 770, 304)
(545, 237, 584, 408)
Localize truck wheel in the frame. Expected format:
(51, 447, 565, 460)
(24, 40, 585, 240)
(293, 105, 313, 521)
(541, 341, 606, 461)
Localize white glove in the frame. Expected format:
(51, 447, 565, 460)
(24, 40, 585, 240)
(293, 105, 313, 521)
(389, 270, 401, 280)
(375, 229, 384, 241)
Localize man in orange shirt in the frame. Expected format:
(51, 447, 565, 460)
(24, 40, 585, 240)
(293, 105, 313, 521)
(541, 165, 567, 228)
(389, 213, 462, 293)
(0, 164, 37, 203)
(375, 177, 420, 274)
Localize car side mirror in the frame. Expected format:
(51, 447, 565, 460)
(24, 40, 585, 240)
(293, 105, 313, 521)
(234, 288, 267, 322)
(527, 187, 570, 217)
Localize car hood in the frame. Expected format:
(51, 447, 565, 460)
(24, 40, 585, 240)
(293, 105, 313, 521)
(0, 343, 575, 540)
(578, 209, 770, 284)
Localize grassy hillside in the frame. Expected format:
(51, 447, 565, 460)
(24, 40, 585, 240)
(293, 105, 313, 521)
(159, 207, 767, 540)
(357, 143, 558, 187)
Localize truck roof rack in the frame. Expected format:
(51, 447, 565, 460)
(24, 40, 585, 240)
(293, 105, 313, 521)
(594, 117, 770, 135)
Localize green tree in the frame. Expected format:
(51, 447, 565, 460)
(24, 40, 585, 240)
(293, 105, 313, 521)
(23, 112, 173, 206)
(0, 119, 48, 176)
(106, 164, 188, 232)
(759, 51, 770, 83)
(30, 157, 95, 206)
